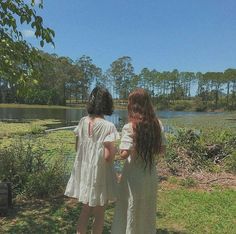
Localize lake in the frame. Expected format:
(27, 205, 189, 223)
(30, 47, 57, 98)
(0, 107, 222, 131)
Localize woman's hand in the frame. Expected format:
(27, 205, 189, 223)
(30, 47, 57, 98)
(120, 150, 130, 159)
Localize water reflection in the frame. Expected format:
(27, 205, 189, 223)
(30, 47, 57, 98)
(0, 107, 222, 131)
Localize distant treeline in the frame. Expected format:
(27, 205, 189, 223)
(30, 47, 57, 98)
(0, 50, 236, 111)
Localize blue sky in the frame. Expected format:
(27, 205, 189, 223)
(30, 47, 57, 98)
(22, 0, 236, 73)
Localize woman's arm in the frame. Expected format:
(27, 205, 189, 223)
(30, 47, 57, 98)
(104, 142, 117, 162)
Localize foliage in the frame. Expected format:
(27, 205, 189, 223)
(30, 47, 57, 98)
(0, 119, 56, 139)
(165, 127, 236, 175)
(224, 151, 236, 174)
(25, 157, 67, 198)
(0, 0, 55, 46)
(169, 100, 193, 111)
(1, 43, 236, 109)
(0, 0, 55, 103)
(108, 56, 135, 99)
(0, 137, 68, 198)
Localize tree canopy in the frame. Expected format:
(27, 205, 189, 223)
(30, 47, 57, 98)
(0, 0, 55, 97)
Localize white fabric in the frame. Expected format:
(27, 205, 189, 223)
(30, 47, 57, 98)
(119, 123, 133, 150)
(64, 116, 120, 206)
(159, 119, 167, 146)
(112, 121, 167, 234)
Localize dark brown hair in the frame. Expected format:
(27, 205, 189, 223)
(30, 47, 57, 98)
(87, 86, 113, 116)
(128, 88, 162, 170)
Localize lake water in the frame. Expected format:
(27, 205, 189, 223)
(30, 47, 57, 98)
(0, 107, 222, 131)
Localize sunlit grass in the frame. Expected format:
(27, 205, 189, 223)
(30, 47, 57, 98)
(0, 113, 235, 233)
(0, 103, 82, 109)
(157, 188, 236, 234)
(1, 186, 235, 234)
(162, 112, 236, 133)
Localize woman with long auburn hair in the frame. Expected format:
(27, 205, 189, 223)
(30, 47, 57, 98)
(111, 88, 167, 234)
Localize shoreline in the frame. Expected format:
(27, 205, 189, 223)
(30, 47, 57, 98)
(0, 103, 235, 113)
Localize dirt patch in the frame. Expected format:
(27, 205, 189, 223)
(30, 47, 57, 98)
(191, 171, 236, 189)
(158, 170, 236, 191)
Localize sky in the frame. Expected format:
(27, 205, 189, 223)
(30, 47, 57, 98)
(22, 0, 236, 74)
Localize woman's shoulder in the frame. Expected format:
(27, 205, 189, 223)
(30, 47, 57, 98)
(102, 119, 119, 128)
(122, 122, 133, 133)
(79, 116, 88, 123)
(123, 122, 131, 128)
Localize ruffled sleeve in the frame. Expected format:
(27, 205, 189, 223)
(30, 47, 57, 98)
(73, 117, 85, 136)
(103, 123, 120, 142)
(119, 123, 133, 150)
(159, 119, 167, 146)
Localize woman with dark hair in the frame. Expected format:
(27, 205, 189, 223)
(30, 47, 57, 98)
(65, 86, 119, 234)
(111, 88, 167, 234)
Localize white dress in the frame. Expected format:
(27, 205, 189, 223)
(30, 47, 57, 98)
(111, 122, 167, 234)
(64, 116, 120, 207)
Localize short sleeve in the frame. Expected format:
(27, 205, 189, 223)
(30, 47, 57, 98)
(119, 123, 133, 150)
(73, 117, 85, 136)
(159, 119, 167, 146)
(103, 124, 120, 142)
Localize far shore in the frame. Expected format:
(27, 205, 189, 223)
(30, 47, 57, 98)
(0, 103, 234, 113)
(0, 103, 128, 110)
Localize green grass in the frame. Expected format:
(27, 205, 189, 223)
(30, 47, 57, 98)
(0, 103, 83, 109)
(0, 113, 235, 233)
(157, 188, 236, 234)
(1, 187, 235, 234)
(162, 112, 236, 133)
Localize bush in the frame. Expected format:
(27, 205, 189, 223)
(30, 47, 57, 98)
(25, 158, 67, 198)
(171, 100, 192, 111)
(0, 137, 68, 198)
(224, 151, 236, 174)
(165, 128, 236, 175)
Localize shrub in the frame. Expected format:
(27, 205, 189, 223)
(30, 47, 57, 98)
(224, 151, 236, 174)
(171, 100, 192, 111)
(0, 137, 68, 198)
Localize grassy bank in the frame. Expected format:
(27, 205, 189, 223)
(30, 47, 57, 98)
(0, 103, 127, 110)
(0, 183, 235, 234)
(0, 114, 235, 233)
(0, 103, 84, 109)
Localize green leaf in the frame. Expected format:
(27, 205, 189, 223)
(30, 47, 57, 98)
(40, 40, 44, 47)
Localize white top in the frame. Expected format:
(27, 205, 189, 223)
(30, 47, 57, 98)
(64, 116, 120, 206)
(112, 120, 167, 234)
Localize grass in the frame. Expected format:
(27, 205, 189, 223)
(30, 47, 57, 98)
(157, 187, 236, 234)
(0, 102, 128, 110)
(1, 185, 235, 234)
(0, 103, 83, 109)
(0, 112, 235, 233)
(162, 112, 236, 134)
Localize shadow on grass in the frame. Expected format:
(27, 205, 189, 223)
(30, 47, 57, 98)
(1, 196, 80, 233)
(156, 212, 185, 234)
(1, 196, 115, 234)
(2, 198, 184, 234)
(156, 229, 185, 234)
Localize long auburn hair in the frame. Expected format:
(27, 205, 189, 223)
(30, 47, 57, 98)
(128, 88, 162, 170)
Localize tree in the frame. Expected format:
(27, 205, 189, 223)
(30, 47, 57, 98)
(75, 55, 101, 102)
(0, 0, 54, 46)
(0, 0, 55, 103)
(108, 56, 134, 99)
(202, 72, 224, 109)
(224, 69, 236, 108)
